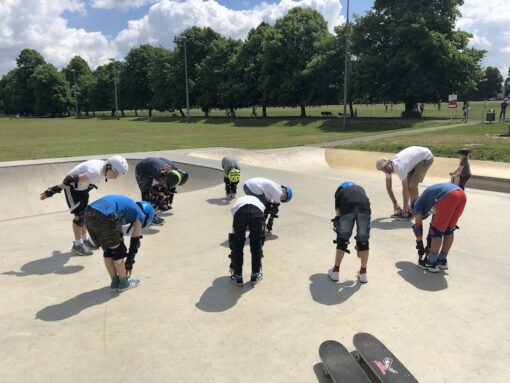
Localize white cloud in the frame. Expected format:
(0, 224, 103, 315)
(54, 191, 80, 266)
(91, 0, 155, 11)
(0, 0, 116, 76)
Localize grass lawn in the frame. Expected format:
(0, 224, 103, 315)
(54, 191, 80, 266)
(338, 122, 510, 162)
(0, 116, 452, 161)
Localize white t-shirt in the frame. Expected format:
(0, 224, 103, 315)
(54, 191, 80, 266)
(244, 177, 282, 202)
(67, 160, 106, 191)
(391, 146, 433, 181)
(231, 195, 266, 215)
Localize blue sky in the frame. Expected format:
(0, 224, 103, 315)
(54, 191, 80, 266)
(0, 0, 508, 78)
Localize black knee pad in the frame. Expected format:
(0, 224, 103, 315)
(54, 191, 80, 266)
(335, 237, 350, 252)
(356, 239, 369, 251)
(109, 242, 127, 260)
(260, 231, 266, 247)
(73, 212, 85, 227)
(228, 233, 235, 250)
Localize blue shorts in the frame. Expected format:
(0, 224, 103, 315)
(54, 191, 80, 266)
(336, 212, 370, 242)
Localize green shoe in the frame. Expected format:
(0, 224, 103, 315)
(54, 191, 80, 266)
(110, 275, 120, 292)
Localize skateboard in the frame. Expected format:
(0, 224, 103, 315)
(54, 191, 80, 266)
(353, 333, 418, 383)
(319, 340, 371, 383)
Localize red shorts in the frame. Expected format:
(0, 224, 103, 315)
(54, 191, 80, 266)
(431, 189, 467, 233)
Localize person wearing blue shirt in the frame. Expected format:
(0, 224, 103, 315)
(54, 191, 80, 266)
(412, 183, 467, 272)
(84, 195, 154, 292)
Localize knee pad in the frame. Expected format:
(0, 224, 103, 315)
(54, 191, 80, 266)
(356, 239, 369, 251)
(228, 233, 235, 250)
(73, 212, 85, 227)
(335, 237, 350, 253)
(428, 226, 444, 238)
(444, 225, 459, 235)
(109, 242, 127, 260)
(260, 231, 266, 247)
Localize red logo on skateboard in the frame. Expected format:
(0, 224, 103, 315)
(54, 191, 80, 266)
(373, 358, 398, 375)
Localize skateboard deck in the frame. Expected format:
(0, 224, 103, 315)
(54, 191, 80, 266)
(319, 340, 371, 383)
(353, 333, 418, 383)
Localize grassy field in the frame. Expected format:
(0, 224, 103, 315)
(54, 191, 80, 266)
(339, 121, 510, 162)
(0, 116, 452, 161)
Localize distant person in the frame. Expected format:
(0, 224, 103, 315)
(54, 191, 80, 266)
(328, 182, 371, 284)
(243, 177, 293, 234)
(134, 157, 188, 225)
(384, 102, 388, 113)
(251, 107, 257, 118)
(376, 146, 434, 220)
(221, 156, 241, 199)
(438, 100, 442, 110)
(412, 183, 467, 272)
(227, 195, 266, 286)
(419, 103, 424, 115)
(500, 99, 508, 121)
(462, 101, 470, 123)
(450, 148, 471, 190)
(40, 156, 129, 256)
(84, 195, 154, 291)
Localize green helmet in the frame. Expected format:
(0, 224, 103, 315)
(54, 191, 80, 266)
(228, 168, 241, 183)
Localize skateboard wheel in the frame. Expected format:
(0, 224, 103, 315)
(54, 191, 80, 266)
(354, 351, 361, 362)
(322, 366, 330, 377)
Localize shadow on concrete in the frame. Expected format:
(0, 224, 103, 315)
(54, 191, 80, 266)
(2, 250, 84, 277)
(370, 218, 411, 230)
(196, 276, 253, 312)
(309, 274, 362, 306)
(395, 261, 448, 291)
(313, 362, 331, 382)
(36, 287, 115, 321)
(219, 234, 280, 248)
(207, 197, 231, 206)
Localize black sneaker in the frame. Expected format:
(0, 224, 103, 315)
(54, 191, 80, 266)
(152, 215, 165, 226)
(437, 259, 448, 270)
(230, 274, 243, 286)
(417, 256, 439, 273)
(250, 272, 263, 285)
(393, 211, 412, 220)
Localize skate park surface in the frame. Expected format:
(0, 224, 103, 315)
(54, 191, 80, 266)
(0, 147, 509, 383)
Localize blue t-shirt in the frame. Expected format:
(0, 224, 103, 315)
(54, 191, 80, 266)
(413, 183, 460, 215)
(89, 195, 145, 226)
(135, 157, 166, 180)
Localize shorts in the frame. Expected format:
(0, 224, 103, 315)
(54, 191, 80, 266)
(135, 171, 153, 201)
(408, 158, 433, 184)
(431, 189, 466, 233)
(64, 188, 89, 215)
(84, 208, 122, 250)
(336, 212, 371, 247)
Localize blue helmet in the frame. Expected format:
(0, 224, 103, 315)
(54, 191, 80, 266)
(137, 200, 155, 228)
(339, 181, 355, 190)
(282, 185, 293, 203)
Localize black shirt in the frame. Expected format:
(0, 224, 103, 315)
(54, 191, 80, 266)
(335, 185, 371, 215)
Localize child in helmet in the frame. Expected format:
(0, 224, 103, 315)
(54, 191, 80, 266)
(134, 157, 189, 225)
(450, 148, 471, 190)
(84, 194, 154, 292)
(328, 181, 371, 283)
(40, 156, 129, 256)
(221, 156, 241, 199)
(228, 195, 266, 286)
(243, 177, 293, 235)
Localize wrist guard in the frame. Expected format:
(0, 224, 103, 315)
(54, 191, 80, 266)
(129, 236, 142, 255)
(43, 185, 62, 198)
(331, 216, 341, 233)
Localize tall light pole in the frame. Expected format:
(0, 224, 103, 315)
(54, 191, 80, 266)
(109, 58, 119, 120)
(343, 0, 350, 130)
(70, 69, 78, 118)
(183, 37, 190, 122)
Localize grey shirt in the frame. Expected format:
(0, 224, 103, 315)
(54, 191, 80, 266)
(460, 158, 471, 177)
(221, 156, 240, 176)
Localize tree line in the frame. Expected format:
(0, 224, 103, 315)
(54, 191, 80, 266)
(1, 3, 509, 118)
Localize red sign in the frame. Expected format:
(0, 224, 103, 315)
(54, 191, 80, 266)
(448, 94, 457, 108)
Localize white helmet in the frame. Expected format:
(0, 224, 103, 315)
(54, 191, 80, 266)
(107, 155, 129, 176)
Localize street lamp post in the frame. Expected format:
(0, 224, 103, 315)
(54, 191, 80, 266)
(343, 0, 350, 130)
(109, 58, 119, 120)
(70, 69, 78, 118)
(183, 37, 190, 122)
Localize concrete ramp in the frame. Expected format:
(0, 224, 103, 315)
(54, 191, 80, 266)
(0, 159, 222, 221)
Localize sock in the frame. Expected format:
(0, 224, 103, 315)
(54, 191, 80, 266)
(119, 276, 129, 285)
(360, 267, 367, 274)
(81, 235, 89, 241)
(74, 239, 83, 246)
(333, 265, 340, 272)
(111, 275, 120, 283)
(428, 252, 439, 264)
(438, 252, 448, 262)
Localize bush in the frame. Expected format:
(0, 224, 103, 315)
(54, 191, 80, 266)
(401, 110, 422, 118)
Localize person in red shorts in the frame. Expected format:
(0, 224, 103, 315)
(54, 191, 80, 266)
(411, 183, 467, 272)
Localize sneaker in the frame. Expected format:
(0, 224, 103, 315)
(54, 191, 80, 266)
(357, 272, 368, 283)
(231, 193, 237, 199)
(437, 259, 448, 270)
(328, 268, 339, 282)
(417, 257, 440, 273)
(230, 274, 243, 286)
(71, 242, 93, 256)
(392, 211, 412, 220)
(151, 215, 165, 226)
(110, 275, 120, 292)
(83, 238, 98, 250)
(250, 272, 263, 285)
(117, 278, 140, 292)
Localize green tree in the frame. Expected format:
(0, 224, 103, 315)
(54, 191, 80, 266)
(63, 56, 93, 115)
(148, 47, 178, 113)
(90, 61, 124, 116)
(12, 49, 46, 114)
(504, 68, 510, 97)
(31, 64, 72, 116)
(262, 7, 330, 117)
(352, 0, 485, 116)
(475, 67, 503, 100)
(0, 70, 17, 114)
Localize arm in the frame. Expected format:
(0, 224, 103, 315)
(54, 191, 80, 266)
(40, 173, 89, 200)
(125, 219, 143, 277)
(385, 176, 401, 213)
(452, 165, 464, 177)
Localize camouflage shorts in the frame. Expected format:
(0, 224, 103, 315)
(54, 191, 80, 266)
(84, 208, 122, 250)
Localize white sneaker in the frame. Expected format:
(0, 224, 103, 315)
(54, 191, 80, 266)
(118, 278, 140, 292)
(328, 268, 339, 282)
(357, 272, 368, 283)
(72, 242, 93, 256)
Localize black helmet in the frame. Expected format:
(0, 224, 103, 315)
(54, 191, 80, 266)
(458, 148, 469, 155)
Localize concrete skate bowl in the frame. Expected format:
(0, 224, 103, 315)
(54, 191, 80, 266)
(0, 159, 223, 221)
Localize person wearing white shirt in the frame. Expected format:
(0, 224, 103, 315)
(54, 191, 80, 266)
(375, 146, 433, 219)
